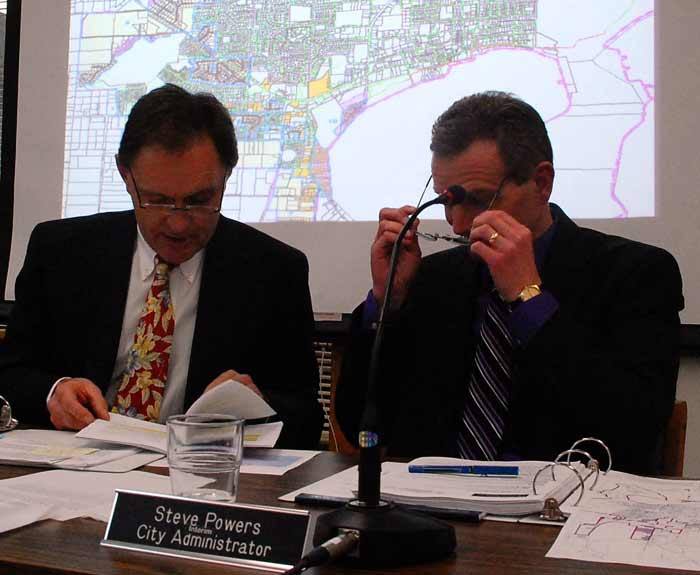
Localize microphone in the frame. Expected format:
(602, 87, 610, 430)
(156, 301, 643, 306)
(436, 184, 467, 206)
(313, 184, 457, 566)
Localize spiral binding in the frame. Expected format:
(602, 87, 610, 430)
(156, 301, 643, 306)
(532, 436, 611, 522)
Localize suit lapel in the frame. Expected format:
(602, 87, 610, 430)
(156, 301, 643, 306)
(84, 212, 136, 389)
(407, 246, 480, 456)
(185, 217, 249, 407)
(540, 204, 594, 300)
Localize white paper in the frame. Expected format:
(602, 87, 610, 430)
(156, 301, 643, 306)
(243, 421, 283, 448)
(186, 380, 276, 419)
(548, 471, 700, 571)
(76, 413, 168, 453)
(78, 413, 284, 453)
(280, 462, 405, 502)
(0, 499, 57, 532)
(148, 448, 319, 476)
(281, 457, 583, 516)
(548, 506, 700, 571)
(0, 429, 162, 471)
(561, 470, 700, 513)
(60, 451, 164, 473)
(0, 469, 172, 533)
(241, 448, 319, 475)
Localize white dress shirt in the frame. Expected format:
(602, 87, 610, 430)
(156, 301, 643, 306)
(103, 230, 204, 422)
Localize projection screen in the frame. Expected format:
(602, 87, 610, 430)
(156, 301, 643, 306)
(8, 0, 700, 322)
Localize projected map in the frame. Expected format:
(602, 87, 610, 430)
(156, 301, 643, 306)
(64, 0, 654, 221)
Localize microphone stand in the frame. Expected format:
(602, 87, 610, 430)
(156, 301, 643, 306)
(313, 190, 463, 566)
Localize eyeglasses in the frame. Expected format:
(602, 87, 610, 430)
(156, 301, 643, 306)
(415, 174, 510, 245)
(128, 168, 224, 215)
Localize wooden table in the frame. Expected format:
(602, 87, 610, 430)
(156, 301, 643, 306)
(0, 453, 679, 574)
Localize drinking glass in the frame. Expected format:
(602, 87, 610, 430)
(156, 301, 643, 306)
(167, 414, 244, 501)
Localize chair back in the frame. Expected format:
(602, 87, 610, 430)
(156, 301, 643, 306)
(314, 339, 357, 454)
(661, 400, 687, 477)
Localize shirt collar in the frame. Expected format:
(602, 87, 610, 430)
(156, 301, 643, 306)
(135, 228, 204, 284)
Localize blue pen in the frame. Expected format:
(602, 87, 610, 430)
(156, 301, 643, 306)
(408, 464, 519, 476)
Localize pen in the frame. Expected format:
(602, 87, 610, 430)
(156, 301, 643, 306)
(294, 493, 485, 523)
(407, 465, 519, 476)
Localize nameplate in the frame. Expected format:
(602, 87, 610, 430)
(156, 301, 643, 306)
(102, 490, 311, 572)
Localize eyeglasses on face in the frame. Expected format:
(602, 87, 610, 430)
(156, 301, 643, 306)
(128, 168, 224, 215)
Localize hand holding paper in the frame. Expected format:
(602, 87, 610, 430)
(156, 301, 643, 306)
(187, 379, 276, 419)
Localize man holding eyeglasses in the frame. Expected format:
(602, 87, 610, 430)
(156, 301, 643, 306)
(0, 84, 323, 449)
(336, 91, 683, 474)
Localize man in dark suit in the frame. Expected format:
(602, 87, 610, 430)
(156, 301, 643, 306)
(336, 91, 683, 474)
(0, 84, 322, 449)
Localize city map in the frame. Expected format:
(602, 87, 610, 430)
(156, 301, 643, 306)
(64, 0, 654, 221)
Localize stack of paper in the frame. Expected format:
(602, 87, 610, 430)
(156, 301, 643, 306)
(77, 414, 283, 453)
(378, 457, 585, 515)
(77, 380, 284, 452)
(0, 429, 162, 472)
(0, 469, 172, 534)
(281, 456, 586, 516)
(547, 470, 700, 572)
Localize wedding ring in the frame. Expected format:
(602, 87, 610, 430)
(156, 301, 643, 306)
(488, 231, 499, 245)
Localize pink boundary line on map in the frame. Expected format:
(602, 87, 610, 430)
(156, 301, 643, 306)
(264, 10, 654, 221)
(602, 10, 655, 218)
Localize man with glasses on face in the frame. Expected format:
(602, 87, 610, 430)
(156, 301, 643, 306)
(336, 91, 683, 474)
(0, 84, 323, 448)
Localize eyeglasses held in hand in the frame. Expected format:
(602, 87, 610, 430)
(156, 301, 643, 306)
(414, 174, 510, 245)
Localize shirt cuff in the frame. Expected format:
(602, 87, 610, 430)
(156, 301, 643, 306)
(507, 290, 559, 346)
(361, 289, 380, 329)
(46, 377, 72, 406)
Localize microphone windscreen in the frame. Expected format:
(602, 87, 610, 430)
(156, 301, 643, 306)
(443, 185, 466, 206)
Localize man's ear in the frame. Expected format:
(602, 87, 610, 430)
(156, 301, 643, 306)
(532, 161, 555, 203)
(115, 155, 130, 185)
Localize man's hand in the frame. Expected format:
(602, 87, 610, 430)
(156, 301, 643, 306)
(371, 206, 422, 308)
(48, 378, 110, 430)
(205, 369, 263, 399)
(469, 210, 541, 302)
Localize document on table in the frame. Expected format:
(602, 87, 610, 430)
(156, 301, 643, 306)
(280, 462, 407, 502)
(282, 458, 586, 516)
(77, 414, 168, 453)
(0, 429, 163, 472)
(0, 469, 172, 533)
(78, 413, 284, 453)
(148, 448, 320, 475)
(547, 470, 700, 571)
(241, 448, 319, 475)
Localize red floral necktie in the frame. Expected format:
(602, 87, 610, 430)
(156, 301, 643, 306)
(112, 258, 175, 421)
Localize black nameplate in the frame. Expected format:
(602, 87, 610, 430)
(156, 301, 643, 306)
(102, 490, 310, 571)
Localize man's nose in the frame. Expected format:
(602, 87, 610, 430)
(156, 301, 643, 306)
(449, 208, 473, 237)
(164, 209, 192, 232)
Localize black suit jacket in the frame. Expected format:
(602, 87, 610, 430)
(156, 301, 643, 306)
(0, 211, 323, 448)
(336, 205, 684, 474)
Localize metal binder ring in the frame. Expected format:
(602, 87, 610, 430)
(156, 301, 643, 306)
(569, 437, 612, 473)
(0, 396, 18, 432)
(556, 448, 595, 468)
(532, 462, 586, 508)
(555, 448, 600, 490)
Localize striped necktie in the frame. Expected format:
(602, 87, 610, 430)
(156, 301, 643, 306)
(112, 258, 175, 422)
(457, 292, 514, 460)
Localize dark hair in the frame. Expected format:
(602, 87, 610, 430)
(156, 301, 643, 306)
(117, 84, 238, 171)
(430, 91, 553, 184)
